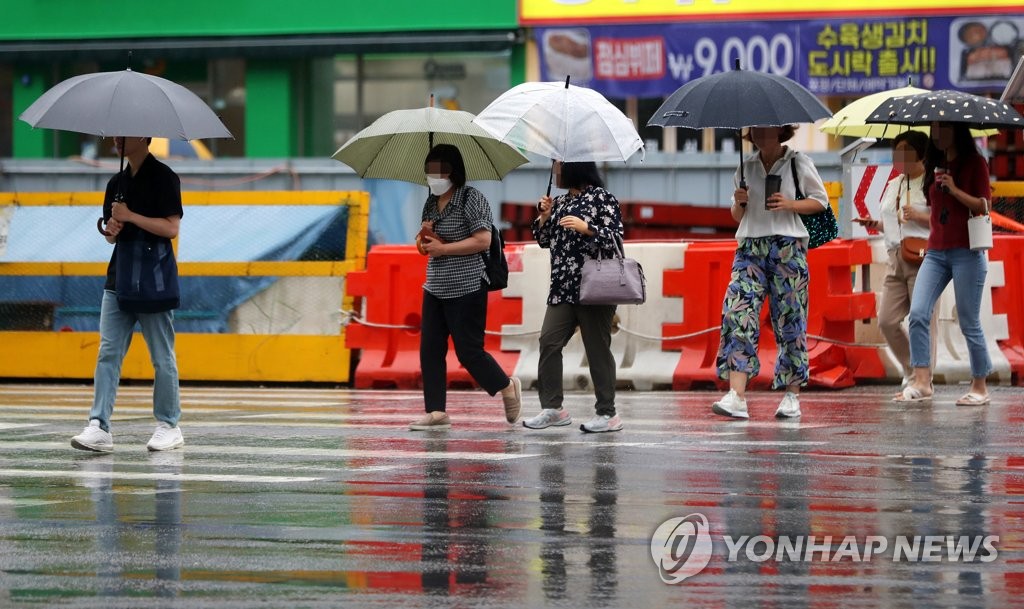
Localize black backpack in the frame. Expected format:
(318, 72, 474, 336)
(482, 224, 508, 291)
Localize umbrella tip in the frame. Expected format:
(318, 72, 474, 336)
(127, 50, 133, 71)
(564, 75, 571, 88)
(734, 58, 741, 70)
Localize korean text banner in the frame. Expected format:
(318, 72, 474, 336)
(537, 16, 1022, 98)
(521, 0, 1024, 25)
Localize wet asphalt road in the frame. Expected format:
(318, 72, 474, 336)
(1, 383, 1023, 608)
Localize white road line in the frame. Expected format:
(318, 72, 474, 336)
(0, 441, 541, 461)
(0, 423, 45, 430)
(0, 468, 321, 484)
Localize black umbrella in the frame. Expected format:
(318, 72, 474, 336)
(864, 89, 1024, 129)
(648, 60, 831, 187)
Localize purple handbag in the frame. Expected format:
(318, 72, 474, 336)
(578, 236, 646, 306)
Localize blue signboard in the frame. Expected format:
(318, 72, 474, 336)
(537, 15, 1023, 97)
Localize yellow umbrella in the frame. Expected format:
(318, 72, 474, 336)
(150, 137, 214, 159)
(820, 86, 995, 139)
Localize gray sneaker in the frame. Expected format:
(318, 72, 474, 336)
(71, 419, 113, 453)
(712, 390, 749, 419)
(523, 408, 572, 429)
(774, 392, 802, 418)
(580, 414, 623, 433)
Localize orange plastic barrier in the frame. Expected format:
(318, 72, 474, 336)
(806, 239, 882, 386)
(665, 240, 877, 390)
(989, 235, 1024, 386)
(345, 245, 523, 389)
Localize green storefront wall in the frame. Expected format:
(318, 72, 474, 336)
(3, 0, 521, 158)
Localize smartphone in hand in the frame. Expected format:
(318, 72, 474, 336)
(764, 174, 782, 209)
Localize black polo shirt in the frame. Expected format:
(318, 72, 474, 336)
(102, 154, 183, 291)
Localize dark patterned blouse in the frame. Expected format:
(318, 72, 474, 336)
(531, 185, 624, 305)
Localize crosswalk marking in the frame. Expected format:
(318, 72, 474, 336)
(0, 441, 542, 461)
(0, 422, 45, 430)
(0, 468, 321, 484)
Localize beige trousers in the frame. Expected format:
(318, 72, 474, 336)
(878, 248, 937, 378)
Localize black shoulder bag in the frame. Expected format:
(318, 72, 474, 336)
(792, 153, 838, 249)
(481, 224, 508, 291)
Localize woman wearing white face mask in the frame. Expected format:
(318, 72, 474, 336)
(410, 144, 522, 430)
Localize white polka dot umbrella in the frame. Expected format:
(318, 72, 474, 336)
(865, 89, 1024, 129)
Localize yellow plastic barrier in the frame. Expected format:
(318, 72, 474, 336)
(0, 191, 368, 383)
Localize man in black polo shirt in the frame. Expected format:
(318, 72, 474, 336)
(71, 136, 185, 453)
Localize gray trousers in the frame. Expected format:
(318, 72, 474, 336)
(537, 303, 617, 416)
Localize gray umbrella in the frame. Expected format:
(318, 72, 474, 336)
(18, 69, 232, 140)
(19, 68, 232, 231)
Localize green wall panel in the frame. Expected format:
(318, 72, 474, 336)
(245, 61, 294, 158)
(12, 67, 52, 158)
(0, 1, 517, 40)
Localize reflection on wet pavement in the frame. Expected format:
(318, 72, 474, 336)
(0, 384, 1022, 607)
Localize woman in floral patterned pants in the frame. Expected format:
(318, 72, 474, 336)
(711, 126, 830, 420)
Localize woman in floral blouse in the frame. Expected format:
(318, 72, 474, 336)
(524, 161, 625, 433)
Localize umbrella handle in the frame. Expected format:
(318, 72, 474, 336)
(737, 128, 746, 190)
(546, 160, 554, 197)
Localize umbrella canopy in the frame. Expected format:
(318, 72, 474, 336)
(820, 86, 927, 139)
(19, 69, 232, 140)
(150, 138, 214, 160)
(647, 68, 831, 130)
(332, 106, 529, 186)
(648, 64, 830, 188)
(473, 80, 644, 163)
(820, 86, 997, 139)
(865, 89, 1024, 129)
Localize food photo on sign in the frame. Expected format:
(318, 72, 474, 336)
(950, 15, 1024, 88)
(543, 28, 593, 82)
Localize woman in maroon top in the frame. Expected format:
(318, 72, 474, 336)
(896, 121, 993, 405)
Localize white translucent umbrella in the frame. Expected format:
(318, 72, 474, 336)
(473, 78, 644, 164)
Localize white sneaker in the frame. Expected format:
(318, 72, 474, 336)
(775, 392, 802, 418)
(71, 420, 113, 453)
(712, 390, 749, 419)
(523, 408, 572, 429)
(580, 414, 623, 433)
(147, 422, 184, 451)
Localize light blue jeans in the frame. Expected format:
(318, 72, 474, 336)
(89, 290, 180, 431)
(908, 248, 992, 379)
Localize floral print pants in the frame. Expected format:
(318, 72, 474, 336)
(716, 236, 810, 389)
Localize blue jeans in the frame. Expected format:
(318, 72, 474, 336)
(89, 290, 180, 431)
(908, 248, 991, 379)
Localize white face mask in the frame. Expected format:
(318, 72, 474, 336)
(426, 176, 452, 197)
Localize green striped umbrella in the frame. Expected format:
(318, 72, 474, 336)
(332, 106, 529, 185)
